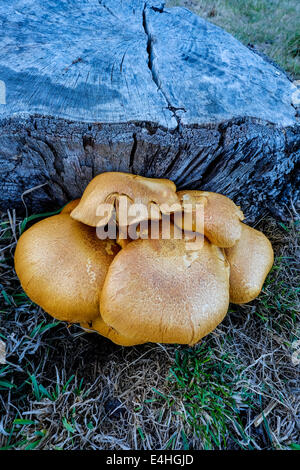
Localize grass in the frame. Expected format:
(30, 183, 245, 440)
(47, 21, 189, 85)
(163, 345, 255, 450)
(167, 0, 300, 79)
(0, 209, 299, 450)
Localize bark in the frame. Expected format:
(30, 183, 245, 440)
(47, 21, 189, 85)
(0, 0, 299, 220)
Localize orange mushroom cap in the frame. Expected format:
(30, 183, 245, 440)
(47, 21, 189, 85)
(175, 190, 244, 248)
(100, 225, 230, 346)
(225, 223, 274, 304)
(14, 213, 119, 323)
(81, 317, 138, 347)
(60, 199, 80, 214)
(70, 172, 179, 228)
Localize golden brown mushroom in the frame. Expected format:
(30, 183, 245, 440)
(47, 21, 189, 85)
(14, 213, 120, 323)
(100, 225, 230, 346)
(13, 171, 274, 348)
(81, 317, 138, 347)
(70, 172, 180, 228)
(175, 190, 244, 248)
(225, 223, 274, 304)
(60, 198, 80, 214)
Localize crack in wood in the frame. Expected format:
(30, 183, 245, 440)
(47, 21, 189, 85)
(142, 3, 182, 130)
(129, 133, 138, 171)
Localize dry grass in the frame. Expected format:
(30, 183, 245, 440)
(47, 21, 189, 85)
(0, 207, 299, 450)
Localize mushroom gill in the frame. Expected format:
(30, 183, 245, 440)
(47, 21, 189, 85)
(70, 172, 180, 228)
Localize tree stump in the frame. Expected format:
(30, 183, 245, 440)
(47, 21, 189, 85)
(0, 0, 299, 220)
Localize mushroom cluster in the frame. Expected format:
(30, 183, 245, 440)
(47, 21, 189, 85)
(14, 172, 274, 346)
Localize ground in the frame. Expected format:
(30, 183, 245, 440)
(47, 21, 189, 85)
(0, 212, 299, 450)
(0, 0, 299, 451)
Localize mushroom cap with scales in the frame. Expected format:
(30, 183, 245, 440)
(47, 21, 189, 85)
(100, 225, 230, 346)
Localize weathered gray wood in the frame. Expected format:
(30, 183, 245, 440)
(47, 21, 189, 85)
(0, 0, 299, 220)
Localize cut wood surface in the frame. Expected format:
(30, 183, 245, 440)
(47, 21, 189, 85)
(0, 0, 299, 220)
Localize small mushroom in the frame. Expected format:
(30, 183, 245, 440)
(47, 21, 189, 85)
(60, 198, 80, 214)
(70, 172, 179, 228)
(81, 317, 138, 347)
(176, 190, 244, 247)
(100, 225, 230, 345)
(14, 213, 120, 323)
(225, 223, 274, 304)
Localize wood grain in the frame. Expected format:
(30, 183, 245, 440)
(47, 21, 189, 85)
(0, 0, 299, 220)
